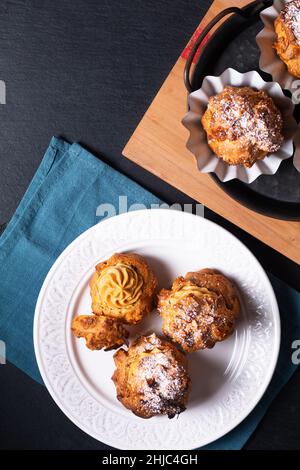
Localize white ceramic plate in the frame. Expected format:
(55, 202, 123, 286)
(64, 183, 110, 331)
(34, 209, 280, 450)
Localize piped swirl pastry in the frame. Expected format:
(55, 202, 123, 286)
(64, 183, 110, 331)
(201, 86, 284, 168)
(274, 0, 300, 78)
(71, 314, 128, 351)
(90, 253, 157, 324)
(97, 263, 144, 308)
(158, 269, 240, 352)
(112, 333, 190, 418)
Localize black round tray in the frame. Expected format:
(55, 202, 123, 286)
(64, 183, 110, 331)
(184, 1, 300, 220)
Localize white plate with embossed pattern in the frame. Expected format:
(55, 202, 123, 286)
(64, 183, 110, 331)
(34, 209, 280, 450)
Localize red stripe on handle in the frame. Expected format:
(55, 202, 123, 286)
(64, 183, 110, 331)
(181, 27, 210, 63)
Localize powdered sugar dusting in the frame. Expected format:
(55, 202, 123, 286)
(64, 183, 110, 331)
(207, 86, 284, 153)
(282, 0, 300, 46)
(136, 337, 189, 418)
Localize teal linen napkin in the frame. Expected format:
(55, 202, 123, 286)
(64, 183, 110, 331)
(0, 137, 299, 450)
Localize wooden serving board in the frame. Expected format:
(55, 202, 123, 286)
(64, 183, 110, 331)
(123, 0, 300, 265)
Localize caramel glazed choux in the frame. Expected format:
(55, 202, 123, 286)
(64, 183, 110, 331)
(201, 86, 284, 168)
(112, 333, 191, 419)
(274, 0, 300, 78)
(158, 269, 240, 352)
(90, 253, 157, 324)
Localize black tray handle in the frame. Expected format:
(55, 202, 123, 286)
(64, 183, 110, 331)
(184, 1, 270, 93)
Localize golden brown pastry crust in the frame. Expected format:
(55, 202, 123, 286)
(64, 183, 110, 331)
(112, 333, 190, 418)
(90, 253, 157, 324)
(274, 0, 300, 78)
(158, 269, 240, 352)
(71, 314, 128, 351)
(201, 86, 284, 168)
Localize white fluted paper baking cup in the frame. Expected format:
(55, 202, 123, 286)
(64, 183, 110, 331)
(182, 68, 297, 183)
(256, 0, 298, 93)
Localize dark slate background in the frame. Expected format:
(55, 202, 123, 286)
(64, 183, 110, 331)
(0, 0, 299, 450)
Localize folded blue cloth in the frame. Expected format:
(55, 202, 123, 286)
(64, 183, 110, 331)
(0, 137, 299, 449)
